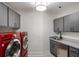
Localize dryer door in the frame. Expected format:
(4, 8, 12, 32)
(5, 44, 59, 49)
(23, 36, 28, 49)
(5, 39, 21, 57)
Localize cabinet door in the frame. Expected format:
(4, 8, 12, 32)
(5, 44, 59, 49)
(9, 8, 20, 29)
(0, 3, 8, 27)
(58, 17, 63, 32)
(14, 13, 20, 28)
(58, 43, 68, 57)
(71, 12, 79, 32)
(64, 14, 75, 32)
(54, 17, 63, 32)
(50, 40, 58, 56)
(68, 47, 79, 57)
(54, 19, 59, 32)
(64, 12, 79, 32)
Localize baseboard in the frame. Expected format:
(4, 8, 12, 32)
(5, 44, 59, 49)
(28, 51, 54, 57)
(28, 51, 44, 57)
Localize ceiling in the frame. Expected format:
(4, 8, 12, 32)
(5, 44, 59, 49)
(3, 2, 79, 17)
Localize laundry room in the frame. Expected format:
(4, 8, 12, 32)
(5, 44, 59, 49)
(1, 0, 79, 58)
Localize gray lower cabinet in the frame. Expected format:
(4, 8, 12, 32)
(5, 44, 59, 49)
(0, 3, 8, 27)
(57, 43, 68, 57)
(50, 39, 58, 56)
(50, 39, 79, 57)
(9, 8, 20, 29)
(68, 46, 79, 57)
(50, 39, 68, 57)
(54, 17, 63, 32)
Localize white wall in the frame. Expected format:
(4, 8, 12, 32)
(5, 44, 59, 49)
(42, 13, 56, 53)
(18, 11, 43, 54)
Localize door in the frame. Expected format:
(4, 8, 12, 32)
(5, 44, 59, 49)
(0, 3, 8, 27)
(54, 19, 59, 32)
(14, 12, 20, 28)
(9, 8, 20, 29)
(64, 12, 79, 32)
(71, 12, 79, 32)
(64, 15, 73, 32)
(5, 39, 21, 57)
(68, 46, 79, 57)
(58, 17, 63, 32)
(54, 17, 63, 32)
(50, 39, 58, 56)
(58, 43, 68, 57)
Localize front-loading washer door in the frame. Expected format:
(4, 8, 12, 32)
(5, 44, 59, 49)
(5, 39, 21, 57)
(23, 36, 28, 49)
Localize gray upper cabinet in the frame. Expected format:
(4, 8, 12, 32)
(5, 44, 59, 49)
(54, 11, 79, 32)
(0, 3, 20, 29)
(64, 15, 74, 32)
(64, 12, 79, 32)
(54, 19, 59, 32)
(71, 12, 79, 32)
(54, 17, 63, 32)
(0, 3, 8, 27)
(9, 8, 20, 29)
(58, 17, 63, 32)
(15, 13, 20, 28)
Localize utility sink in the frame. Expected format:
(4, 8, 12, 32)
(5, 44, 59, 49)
(50, 36, 62, 40)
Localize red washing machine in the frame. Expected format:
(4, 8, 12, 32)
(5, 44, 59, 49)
(0, 33, 21, 57)
(20, 32, 28, 57)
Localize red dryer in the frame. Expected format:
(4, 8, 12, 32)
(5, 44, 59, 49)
(0, 32, 28, 57)
(0, 33, 21, 57)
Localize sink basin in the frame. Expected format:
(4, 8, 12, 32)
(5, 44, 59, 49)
(50, 36, 62, 40)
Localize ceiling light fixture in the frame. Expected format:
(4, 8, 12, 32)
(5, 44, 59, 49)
(35, 2, 47, 11)
(36, 5, 47, 11)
